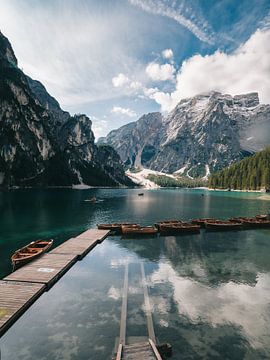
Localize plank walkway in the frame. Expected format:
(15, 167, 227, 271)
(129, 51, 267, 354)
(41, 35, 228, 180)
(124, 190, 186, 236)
(75, 229, 109, 241)
(0, 281, 45, 337)
(50, 237, 99, 259)
(121, 341, 157, 360)
(0, 228, 110, 337)
(4, 253, 76, 287)
(115, 262, 163, 360)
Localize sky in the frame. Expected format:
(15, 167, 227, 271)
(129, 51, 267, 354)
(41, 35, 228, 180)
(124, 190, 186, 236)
(0, 0, 270, 138)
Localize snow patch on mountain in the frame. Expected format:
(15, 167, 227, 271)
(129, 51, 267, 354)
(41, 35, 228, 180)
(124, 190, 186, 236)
(102, 91, 270, 177)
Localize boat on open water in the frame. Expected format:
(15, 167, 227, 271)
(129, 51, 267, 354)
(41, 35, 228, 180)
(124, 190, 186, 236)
(11, 239, 53, 269)
(97, 223, 138, 233)
(241, 218, 270, 228)
(205, 220, 242, 231)
(191, 218, 216, 228)
(155, 220, 182, 230)
(159, 222, 200, 235)
(121, 225, 158, 236)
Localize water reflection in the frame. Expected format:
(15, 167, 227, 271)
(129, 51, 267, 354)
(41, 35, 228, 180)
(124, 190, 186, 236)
(1, 189, 270, 359)
(150, 262, 270, 350)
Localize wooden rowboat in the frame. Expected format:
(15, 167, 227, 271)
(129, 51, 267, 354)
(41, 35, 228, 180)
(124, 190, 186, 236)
(11, 239, 53, 269)
(240, 219, 270, 228)
(121, 225, 158, 236)
(229, 217, 270, 228)
(229, 217, 249, 223)
(205, 221, 242, 231)
(159, 223, 200, 235)
(97, 223, 138, 233)
(191, 218, 216, 227)
(155, 220, 182, 230)
(255, 214, 269, 220)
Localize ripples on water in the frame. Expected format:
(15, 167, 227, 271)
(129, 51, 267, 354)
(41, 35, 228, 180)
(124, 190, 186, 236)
(0, 188, 270, 359)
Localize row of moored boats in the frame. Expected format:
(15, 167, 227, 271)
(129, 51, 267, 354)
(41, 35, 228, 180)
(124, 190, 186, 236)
(98, 214, 270, 236)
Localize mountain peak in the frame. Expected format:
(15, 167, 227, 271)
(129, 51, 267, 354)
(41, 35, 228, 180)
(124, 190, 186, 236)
(0, 31, 17, 66)
(233, 92, 259, 107)
(101, 91, 270, 177)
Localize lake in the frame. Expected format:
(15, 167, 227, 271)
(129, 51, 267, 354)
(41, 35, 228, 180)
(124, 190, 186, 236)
(0, 188, 270, 359)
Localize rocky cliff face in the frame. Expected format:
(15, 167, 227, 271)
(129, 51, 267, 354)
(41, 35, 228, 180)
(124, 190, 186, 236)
(101, 92, 270, 177)
(99, 112, 162, 168)
(0, 31, 132, 187)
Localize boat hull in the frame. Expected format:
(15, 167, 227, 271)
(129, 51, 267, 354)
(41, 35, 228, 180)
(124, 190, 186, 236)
(121, 226, 158, 236)
(11, 240, 53, 269)
(191, 219, 216, 228)
(97, 223, 138, 233)
(159, 223, 200, 235)
(205, 222, 242, 231)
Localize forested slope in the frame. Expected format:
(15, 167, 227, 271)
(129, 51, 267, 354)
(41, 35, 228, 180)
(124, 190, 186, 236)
(209, 147, 270, 190)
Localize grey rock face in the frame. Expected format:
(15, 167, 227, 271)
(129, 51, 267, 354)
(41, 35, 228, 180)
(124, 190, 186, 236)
(0, 31, 132, 187)
(98, 112, 163, 168)
(101, 92, 270, 177)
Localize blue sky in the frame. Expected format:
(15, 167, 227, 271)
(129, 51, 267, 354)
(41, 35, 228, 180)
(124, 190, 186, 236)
(0, 0, 270, 138)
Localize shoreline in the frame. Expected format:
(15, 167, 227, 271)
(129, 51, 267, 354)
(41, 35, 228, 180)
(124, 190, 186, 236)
(207, 187, 263, 193)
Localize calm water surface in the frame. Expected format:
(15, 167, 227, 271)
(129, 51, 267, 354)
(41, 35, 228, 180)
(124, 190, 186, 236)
(0, 188, 270, 359)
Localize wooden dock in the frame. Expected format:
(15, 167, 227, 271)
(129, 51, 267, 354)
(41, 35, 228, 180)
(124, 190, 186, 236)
(0, 228, 110, 337)
(0, 281, 45, 337)
(4, 253, 77, 287)
(115, 262, 164, 360)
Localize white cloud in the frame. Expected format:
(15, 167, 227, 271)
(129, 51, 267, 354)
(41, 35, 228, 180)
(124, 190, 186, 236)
(111, 106, 137, 117)
(145, 88, 172, 110)
(146, 62, 175, 81)
(151, 262, 270, 349)
(107, 286, 121, 300)
(129, 0, 215, 44)
(112, 74, 143, 94)
(112, 73, 130, 87)
(91, 117, 108, 139)
(148, 29, 270, 111)
(0, 1, 145, 109)
(130, 80, 143, 90)
(162, 48, 173, 59)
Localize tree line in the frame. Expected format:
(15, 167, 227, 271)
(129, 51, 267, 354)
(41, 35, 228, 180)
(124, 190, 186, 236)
(209, 147, 270, 190)
(147, 174, 207, 188)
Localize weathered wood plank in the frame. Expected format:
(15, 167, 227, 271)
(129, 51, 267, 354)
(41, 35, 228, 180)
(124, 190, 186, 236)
(149, 339, 163, 360)
(116, 343, 123, 360)
(0, 281, 45, 337)
(4, 253, 76, 287)
(76, 229, 109, 242)
(122, 341, 157, 359)
(50, 237, 99, 259)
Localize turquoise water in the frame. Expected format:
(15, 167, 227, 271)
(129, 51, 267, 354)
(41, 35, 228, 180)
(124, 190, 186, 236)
(0, 188, 270, 359)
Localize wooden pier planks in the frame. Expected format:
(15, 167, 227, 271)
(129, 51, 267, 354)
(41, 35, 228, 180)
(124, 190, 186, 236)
(76, 229, 109, 241)
(120, 340, 162, 360)
(1, 228, 110, 337)
(115, 262, 163, 359)
(50, 238, 98, 259)
(50, 230, 110, 259)
(0, 281, 45, 337)
(4, 253, 76, 287)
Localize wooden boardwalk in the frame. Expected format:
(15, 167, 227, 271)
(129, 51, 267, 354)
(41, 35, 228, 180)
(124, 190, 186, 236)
(76, 229, 109, 241)
(117, 340, 162, 360)
(4, 253, 76, 287)
(115, 262, 163, 360)
(0, 228, 110, 337)
(50, 237, 99, 259)
(0, 281, 45, 337)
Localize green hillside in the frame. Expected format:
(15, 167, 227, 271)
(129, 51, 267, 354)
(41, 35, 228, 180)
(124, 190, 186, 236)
(209, 147, 270, 190)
